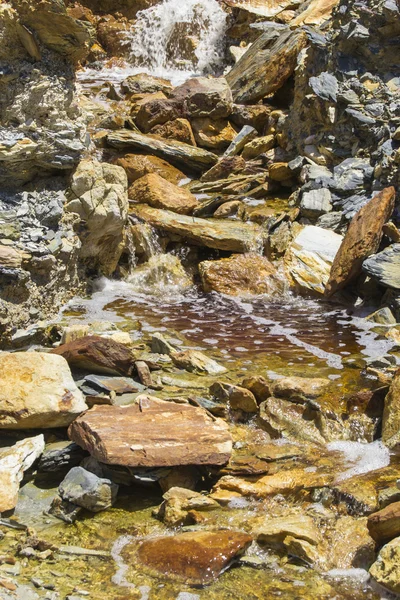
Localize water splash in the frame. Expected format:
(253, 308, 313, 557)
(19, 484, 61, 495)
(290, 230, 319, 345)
(126, 0, 229, 83)
(327, 440, 391, 482)
(127, 253, 193, 296)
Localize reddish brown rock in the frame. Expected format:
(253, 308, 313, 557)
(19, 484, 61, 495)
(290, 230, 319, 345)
(325, 187, 396, 297)
(242, 375, 271, 404)
(69, 396, 232, 467)
(51, 335, 135, 376)
(150, 118, 196, 146)
(200, 155, 246, 182)
(128, 173, 199, 215)
(114, 154, 185, 185)
(135, 98, 181, 133)
(368, 501, 400, 544)
(128, 531, 252, 585)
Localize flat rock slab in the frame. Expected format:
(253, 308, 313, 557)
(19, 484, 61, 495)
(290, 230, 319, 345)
(131, 204, 264, 252)
(363, 243, 400, 291)
(69, 396, 232, 467)
(124, 530, 252, 585)
(107, 130, 218, 173)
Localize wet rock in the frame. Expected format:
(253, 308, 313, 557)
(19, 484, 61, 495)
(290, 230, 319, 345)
(155, 487, 219, 527)
(382, 370, 400, 449)
(58, 466, 118, 513)
(131, 205, 264, 252)
(241, 376, 272, 404)
(0, 435, 45, 512)
(135, 96, 180, 132)
(199, 253, 280, 296)
(129, 530, 252, 585)
(0, 352, 87, 429)
(227, 28, 307, 103)
(325, 188, 396, 297)
(363, 244, 400, 291)
(213, 200, 246, 220)
(170, 77, 233, 119)
(200, 156, 246, 182)
(128, 173, 199, 215)
(258, 397, 326, 444)
(191, 118, 237, 151)
(271, 376, 330, 401)
(150, 118, 196, 146)
(254, 514, 321, 548)
(38, 441, 87, 475)
(332, 466, 399, 515)
(242, 135, 275, 160)
(69, 396, 232, 467)
(329, 516, 375, 570)
(51, 335, 135, 376)
(114, 153, 185, 185)
(300, 189, 332, 219)
(284, 225, 343, 295)
(121, 73, 173, 96)
(368, 501, 400, 544)
(171, 350, 227, 375)
(370, 536, 400, 594)
(64, 159, 128, 275)
(107, 130, 218, 174)
(210, 382, 258, 413)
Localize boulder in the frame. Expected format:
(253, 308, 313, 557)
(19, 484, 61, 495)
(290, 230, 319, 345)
(0, 435, 45, 512)
(107, 130, 218, 174)
(284, 225, 343, 295)
(258, 397, 326, 444)
(150, 118, 196, 146)
(127, 530, 252, 585)
(114, 154, 185, 185)
(0, 353, 87, 429)
(363, 244, 400, 291)
(199, 253, 280, 296)
(58, 466, 118, 513)
(300, 189, 333, 219)
(191, 118, 237, 151)
(170, 77, 233, 119)
(210, 382, 258, 413)
(130, 205, 264, 252)
(370, 536, 400, 594)
(368, 501, 400, 544)
(271, 376, 330, 401)
(226, 29, 307, 104)
(325, 187, 396, 296)
(128, 173, 199, 215)
(69, 396, 232, 467)
(51, 335, 135, 376)
(230, 103, 272, 132)
(135, 97, 180, 132)
(242, 376, 271, 404)
(65, 159, 128, 275)
(382, 371, 400, 449)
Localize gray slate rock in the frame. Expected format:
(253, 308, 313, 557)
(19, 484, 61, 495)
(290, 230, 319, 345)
(58, 466, 118, 513)
(300, 188, 332, 219)
(309, 72, 338, 102)
(362, 244, 400, 290)
(38, 441, 87, 474)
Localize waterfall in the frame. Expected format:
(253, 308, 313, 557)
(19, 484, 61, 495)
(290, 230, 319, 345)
(126, 0, 229, 83)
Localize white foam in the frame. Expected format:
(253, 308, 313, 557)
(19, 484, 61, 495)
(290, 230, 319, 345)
(326, 568, 370, 584)
(111, 535, 135, 588)
(327, 440, 391, 482)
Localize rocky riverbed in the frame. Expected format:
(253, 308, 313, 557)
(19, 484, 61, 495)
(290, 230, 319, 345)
(0, 0, 400, 598)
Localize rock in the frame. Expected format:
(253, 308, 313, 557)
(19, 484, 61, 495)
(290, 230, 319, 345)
(230, 104, 271, 132)
(135, 97, 180, 133)
(370, 536, 400, 594)
(268, 162, 292, 182)
(382, 371, 400, 449)
(0, 246, 23, 268)
(171, 350, 227, 375)
(258, 397, 326, 444)
(0, 436, 45, 512)
(121, 73, 173, 96)
(191, 118, 237, 151)
(128, 173, 199, 215)
(226, 29, 307, 103)
(271, 376, 330, 401)
(325, 187, 396, 296)
(61, 325, 90, 345)
(210, 382, 258, 413)
(150, 118, 196, 146)
(300, 189, 333, 219)
(130, 205, 264, 252)
(291, 0, 340, 26)
(241, 376, 271, 404)
(170, 77, 233, 119)
(114, 153, 185, 185)
(199, 253, 281, 296)
(151, 332, 177, 355)
(201, 156, 246, 182)
(64, 159, 128, 275)
(242, 135, 275, 159)
(107, 130, 218, 174)
(254, 515, 321, 547)
(329, 516, 375, 570)
(0, 352, 87, 429)
(69, 396, 232, 467)
(284, 225, 343, 295)
(224, 125, 258, 157)
(38, 441, 87, 475)
(58, 466, 118, 513)
(129, 530, 252, 585)
(51, 335, 135, 376)
(368, 501, 400, 544)
(363, 244, 400, 291)
(213, 200, 246, 220)
(155, 487, 219, 527)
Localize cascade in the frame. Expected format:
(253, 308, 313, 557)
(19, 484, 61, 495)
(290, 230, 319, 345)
(126, 0, 229, 82)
